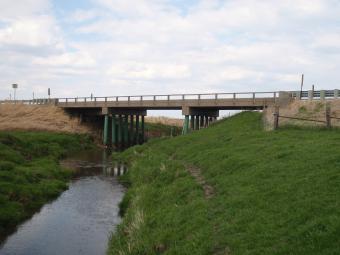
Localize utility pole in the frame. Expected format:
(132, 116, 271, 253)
(12, 84, 18, 101)
(300, 74, 304, 99)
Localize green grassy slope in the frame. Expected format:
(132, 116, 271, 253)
(109, 112, 340, 255)
(0, 132, 92, 239)
(145, 122, 182, 139)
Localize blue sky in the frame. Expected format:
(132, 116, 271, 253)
(0, 0, 340, 115)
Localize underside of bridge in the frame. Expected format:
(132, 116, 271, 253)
(64, 106, 224, 148)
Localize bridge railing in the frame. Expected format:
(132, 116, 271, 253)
(1, 90, 339, 105)
(55, 91, 278, 104)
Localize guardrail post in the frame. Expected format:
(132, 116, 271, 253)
(233, 93, 236, 100)
(153, 95, 156, 101)
(215, 93, 218, 100)
(252, 93, 255, 104)
(320, 90, 325, 100)
(167, 95, 170, 101)
(334, 89, 339, 99)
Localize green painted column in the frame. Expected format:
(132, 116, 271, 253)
(205, 116, 209, 127)
(200, 115, 204, 128)
(182, 115, 189, 135)
(112, 115, 117, 145)
(135, 115, 140, 144)
(129, 115, 134, 146)
(141, 115, 145, 143)
(118, 115, 123, 146)
(195, 115, 199, 130)
(124, 115, 129, 146)
(103, 115, 109, 145)
(190, 115, 195, 131)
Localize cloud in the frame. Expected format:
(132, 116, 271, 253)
(0, 15, 63, 51)
(1, 0, 340, 103)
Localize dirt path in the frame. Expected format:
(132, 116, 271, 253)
(185, 164, 214, 199)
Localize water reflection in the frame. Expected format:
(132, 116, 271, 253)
(61, 149, 127, 177)
(0, 149, 126, 255)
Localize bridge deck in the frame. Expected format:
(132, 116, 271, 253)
(1, 90, 339, 115)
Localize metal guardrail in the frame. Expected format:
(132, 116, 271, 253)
(0, 91, 278, 105)
(0, 90, 339, 105)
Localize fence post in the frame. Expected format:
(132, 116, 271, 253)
(308, 90, 313, 100)
(320, 90, 325, 100)
(273, 107, 279, 130)
(326, 104, 331, 128)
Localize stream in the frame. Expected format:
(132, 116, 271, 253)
(0, 149, 125, 255)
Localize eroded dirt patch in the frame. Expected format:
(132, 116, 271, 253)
(185, 164, 214, 199)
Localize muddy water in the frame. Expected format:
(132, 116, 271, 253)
(0, 150, 126, 255)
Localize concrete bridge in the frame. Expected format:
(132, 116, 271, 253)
(1, 90, 339, 147)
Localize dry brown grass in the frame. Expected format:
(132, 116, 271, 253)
(264, 99, 340, 130)
(145, 116, 183, 127)
(0, 104, 93, 134)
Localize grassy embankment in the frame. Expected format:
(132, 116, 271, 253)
(0, 132, 92, 239)
(145, 122, 182, 139)
(109, 112, 340, 255)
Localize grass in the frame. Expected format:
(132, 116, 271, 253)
(0, 131, 93, 240)
(108, 112, 340, 255)
(145, 122, 182, 139)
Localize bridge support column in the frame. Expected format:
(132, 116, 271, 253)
(124, 115, 129, 147)
(182, 115, 189, 135)
(200, 115, 204, 128)
(195, 115, 199, 130)
(103, 114, 109, 146)
(129, 115, 134, 146)
(135, 115, 140, 144)
(118, 115, 123, 148)
(190, 115, 195, 131)
(141, 115, 145, 143)
(112, 115, 117, 146)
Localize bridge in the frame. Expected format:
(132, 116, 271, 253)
(1, 89, 339, 147)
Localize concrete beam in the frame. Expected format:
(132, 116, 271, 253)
(107, 108, 147, 116)
(182, 106, 219, 117)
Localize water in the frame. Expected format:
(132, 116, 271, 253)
(0, 149, 126, 255)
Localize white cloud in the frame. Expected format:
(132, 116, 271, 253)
(0, 15, 63, 50)
(1, 0, 340, 103)
(33, 52, 96, 68)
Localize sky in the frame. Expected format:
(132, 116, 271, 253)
(1, 0, 340, 105)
